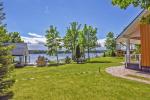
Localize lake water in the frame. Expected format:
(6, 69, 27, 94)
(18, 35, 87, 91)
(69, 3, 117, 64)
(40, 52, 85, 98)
(29, 53, 103, 64)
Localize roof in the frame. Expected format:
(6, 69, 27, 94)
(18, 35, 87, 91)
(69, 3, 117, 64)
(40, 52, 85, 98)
(116, 10, 150, 43)
(4, 43, 29, 56)
(116, 10, 144, 39)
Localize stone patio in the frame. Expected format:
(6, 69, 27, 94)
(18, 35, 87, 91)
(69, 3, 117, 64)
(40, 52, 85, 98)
(106, 66, 150, 84)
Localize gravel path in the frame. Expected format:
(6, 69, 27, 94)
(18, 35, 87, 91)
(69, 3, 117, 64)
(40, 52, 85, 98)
(106, 66, 150, 84)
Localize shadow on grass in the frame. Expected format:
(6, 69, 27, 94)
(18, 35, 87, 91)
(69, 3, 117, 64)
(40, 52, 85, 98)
(48, 63, 66, 67)
(87, 61, 112, 63)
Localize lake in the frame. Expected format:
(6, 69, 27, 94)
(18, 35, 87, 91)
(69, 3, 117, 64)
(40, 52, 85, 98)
(29, 53, 103, 64)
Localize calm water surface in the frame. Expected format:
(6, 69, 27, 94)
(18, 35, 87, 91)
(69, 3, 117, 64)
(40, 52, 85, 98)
(29, 53, 103, 64)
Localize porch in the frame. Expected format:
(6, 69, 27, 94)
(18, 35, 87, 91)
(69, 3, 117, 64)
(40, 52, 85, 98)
(116, 10, 150, 72)
(125, 54, 141, 70)
(13, 55, 29, 67)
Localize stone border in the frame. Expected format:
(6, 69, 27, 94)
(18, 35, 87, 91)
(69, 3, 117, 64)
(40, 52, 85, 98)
(106, 66, 150, 84)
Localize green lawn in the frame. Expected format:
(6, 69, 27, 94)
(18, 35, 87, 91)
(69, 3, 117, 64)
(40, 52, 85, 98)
(12, 57, 150, 100)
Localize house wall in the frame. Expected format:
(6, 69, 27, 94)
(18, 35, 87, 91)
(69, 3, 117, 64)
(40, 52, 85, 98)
(140, 24, 150, 68)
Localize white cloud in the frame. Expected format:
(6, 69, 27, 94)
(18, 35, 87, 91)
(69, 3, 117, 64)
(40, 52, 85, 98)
(97, 38, 106, 47)
(22, 33, 106, 50)
(21, 33, 46, 44)
(28, 32, 43, 38)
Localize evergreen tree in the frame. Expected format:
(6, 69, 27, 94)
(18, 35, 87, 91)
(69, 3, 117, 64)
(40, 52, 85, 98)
(0, 26, 15, 99)
(76, 44, 81, 63)
(0, 0, 5, 26)
(0, 1, 15, 99)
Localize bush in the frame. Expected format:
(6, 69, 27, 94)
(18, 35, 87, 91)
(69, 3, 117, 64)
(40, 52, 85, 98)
(36, 56, 47, 67)
(48, 60, 57, 66)
(103, 51, 116, 57)
(65, 56, 71, 64)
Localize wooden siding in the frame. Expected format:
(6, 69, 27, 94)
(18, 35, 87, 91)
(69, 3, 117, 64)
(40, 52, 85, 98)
(140, 24, 150, 67)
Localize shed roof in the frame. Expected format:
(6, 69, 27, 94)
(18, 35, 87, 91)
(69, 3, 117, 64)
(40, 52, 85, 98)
(4, 43, 29, 56)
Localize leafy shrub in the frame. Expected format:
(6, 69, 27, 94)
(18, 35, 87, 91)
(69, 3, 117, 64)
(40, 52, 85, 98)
(36, 56, 47, 67)
(65, 56, 71, 64)
(48, 60, 57, 66)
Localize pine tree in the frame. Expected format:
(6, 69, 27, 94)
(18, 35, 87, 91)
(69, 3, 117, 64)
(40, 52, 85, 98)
(0, 0, 15, 99)
(0, 0, 5, 26)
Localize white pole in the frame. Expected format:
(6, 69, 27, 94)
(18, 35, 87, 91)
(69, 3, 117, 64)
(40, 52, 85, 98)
(125, 54, 127, 68)
(126, 38, 130, 65)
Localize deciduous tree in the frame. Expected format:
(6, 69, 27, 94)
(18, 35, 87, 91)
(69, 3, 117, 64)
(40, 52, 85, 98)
(112, 0, 150, 9)
(64, 22, 81, 60)
(83, 24, 98, 60)
(105, 32, 116, 56)
(9, 32, 24, 43)
(45, 25, 61, 65)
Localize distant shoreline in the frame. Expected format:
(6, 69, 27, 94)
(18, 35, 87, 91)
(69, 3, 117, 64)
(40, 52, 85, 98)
(29, 50, 106, 54)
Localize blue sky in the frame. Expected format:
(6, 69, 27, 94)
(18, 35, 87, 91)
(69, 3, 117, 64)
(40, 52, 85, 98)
(4, 0, 142, 50)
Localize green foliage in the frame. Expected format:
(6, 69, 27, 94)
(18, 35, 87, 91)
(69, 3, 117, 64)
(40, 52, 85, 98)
(0, 1, 15, 98)
(64, 22, 81, 60)
(64, 23, 98, 61)
(0, 26, 9, 43)
(105, 32, 116, 57)
(140, 14, 150, 24)
(45, 25, 62, 64)
(65, 56, 71, 64)
(0, 0, 5, 26)
(36, 56, 47, 67)
(78, 31, 86, 58)
(112, 0, 150, 10)
(134, 44, 141, 54)
(82, 24, 98, 60)
(9, 32, 24, 43)
(0, 26, 15, 98)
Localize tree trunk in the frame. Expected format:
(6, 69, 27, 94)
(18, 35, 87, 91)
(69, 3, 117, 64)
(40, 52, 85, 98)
(88, 47, 90, 60)
(87, 31, 90, 60)
(83, 49, 86, 60)
(56, 52, 59, 65)
(72, 49, 74, 60)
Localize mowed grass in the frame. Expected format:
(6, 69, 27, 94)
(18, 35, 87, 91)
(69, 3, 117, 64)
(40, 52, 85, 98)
(12, 57, 150, 100)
